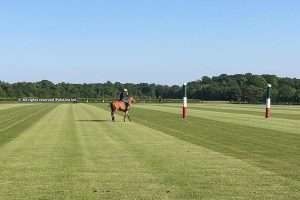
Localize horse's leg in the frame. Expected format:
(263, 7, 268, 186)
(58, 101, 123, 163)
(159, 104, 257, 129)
(110, 103, 117, 122)
(127, 111, 131, 122)
(126, 106, 131, 122)
(124, 110, 131, 122)
(111, 110, 115, 122)
(123, 111, 127, 122)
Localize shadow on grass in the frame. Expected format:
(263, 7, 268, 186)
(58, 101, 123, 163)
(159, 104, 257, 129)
(76, 119, 111, 123)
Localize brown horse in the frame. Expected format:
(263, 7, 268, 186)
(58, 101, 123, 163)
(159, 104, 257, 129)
(110, 97, 135, 122)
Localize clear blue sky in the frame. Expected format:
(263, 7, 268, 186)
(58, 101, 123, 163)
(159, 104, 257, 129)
(1, 0, 299, 85)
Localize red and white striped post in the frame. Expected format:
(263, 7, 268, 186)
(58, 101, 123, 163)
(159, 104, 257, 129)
(265, 84, 272, 118)
(182, 82, 188, 119)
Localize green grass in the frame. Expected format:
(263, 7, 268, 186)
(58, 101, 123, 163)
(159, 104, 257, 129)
(0, 103, 300, 199)
(0, 104, 57, 146)
(160, 104, 300, 120)
(129, 107, 300, 180)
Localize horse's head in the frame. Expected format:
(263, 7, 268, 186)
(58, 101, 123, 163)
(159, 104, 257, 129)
(129, 97, 136, 104)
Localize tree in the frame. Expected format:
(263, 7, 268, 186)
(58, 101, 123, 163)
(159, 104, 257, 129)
(279, 85, 296, 102)
(222, 79, 241, 101)
(202, 76, 212, 85)
(262, 74, 279, 88)
(0, 86, 6, 97)
(295, 90, 300, 103)
(225, 85, 242, 101)
(244, 85, 264, 103)
(0, 73, 299, 103)
(247, 75, 267, 88)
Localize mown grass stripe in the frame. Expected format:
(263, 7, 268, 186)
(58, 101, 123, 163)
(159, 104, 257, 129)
(73, 104, 174, 199)
(0, 105, 42, 126)
(160, 103, 300, 114)
(166, 105, 300, 120)
(106, 105, 300, 182)
(0, 104, 85, 200)
(0, 104, 57, 147)
(0, 105, 50, 131)
(0, 103, 30, 110)
(91, 104, 300, 199)
(138, 104, 300, 135)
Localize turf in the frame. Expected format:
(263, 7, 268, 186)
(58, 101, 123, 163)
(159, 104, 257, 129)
(136, 104, 300, 135)
(0, 103, 299, 199)
(161, 104, 300, 120)
(0, 104, 57, 146)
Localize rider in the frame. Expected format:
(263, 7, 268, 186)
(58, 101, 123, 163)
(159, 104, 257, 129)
(119, 88, 129, 111)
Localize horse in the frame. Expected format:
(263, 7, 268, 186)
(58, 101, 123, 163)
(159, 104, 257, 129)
(110, 97, 135, 122)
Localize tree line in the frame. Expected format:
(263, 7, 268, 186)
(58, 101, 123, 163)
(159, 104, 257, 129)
(1, 73, 300, 103)
(188, 74, 300, 103)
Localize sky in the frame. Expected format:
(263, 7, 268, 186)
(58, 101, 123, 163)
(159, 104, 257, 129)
(0, 0, 299, 85)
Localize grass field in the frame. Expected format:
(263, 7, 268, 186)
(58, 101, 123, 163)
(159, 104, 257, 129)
(0, 103, 299, 199)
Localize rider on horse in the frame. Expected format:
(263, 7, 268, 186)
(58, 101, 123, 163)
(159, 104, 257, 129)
(119, 88, 129, 111)
(111, 89, 135, 122)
